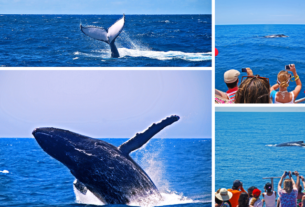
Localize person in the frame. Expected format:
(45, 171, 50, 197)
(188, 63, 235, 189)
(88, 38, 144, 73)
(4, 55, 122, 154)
(215, 188, 233, 207)
(247, 186, 257, 202)
(250, 189, 263, 207)
(262, 182, 276, 207)
(228, 180, 247, 207)
(270, 64, 302, 103)
(278, 171, 300, 207)
(237, 192, 249, 207)
(223, 68, 253, 102)
(297, 176, 305, 206)
(234, 74, 270, 103)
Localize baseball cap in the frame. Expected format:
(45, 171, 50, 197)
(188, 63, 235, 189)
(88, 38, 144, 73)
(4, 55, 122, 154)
(252, 189, 261, 197)
(233, 180, 242, 187)
(224, 69, 240, 83)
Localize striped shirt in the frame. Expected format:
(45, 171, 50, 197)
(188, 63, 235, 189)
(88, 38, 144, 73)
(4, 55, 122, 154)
(226, 87, 238, 102)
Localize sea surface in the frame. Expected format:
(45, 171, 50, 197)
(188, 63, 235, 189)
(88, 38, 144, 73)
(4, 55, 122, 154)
(216, 112, 305, 199)
(0, 138, 211, 207)
(0, 15, 211, 67)
(216, 24, 305, 100)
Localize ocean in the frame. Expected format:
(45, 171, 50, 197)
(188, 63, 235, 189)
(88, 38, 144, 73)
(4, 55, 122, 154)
(216, 24, 305, 100)
(0, 15, 211, 67)
(216, 112, 305, 199)
(0, 138, 211, 207)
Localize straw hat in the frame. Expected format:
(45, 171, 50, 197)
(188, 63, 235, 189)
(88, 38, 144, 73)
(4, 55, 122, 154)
(215, 188, 233, 201)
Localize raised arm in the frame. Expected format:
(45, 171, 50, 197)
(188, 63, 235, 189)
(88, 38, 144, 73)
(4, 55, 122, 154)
(270, 83, 279, 92)
(290, 64, 302, 99)
(295, 171, 300, 190)
(118, 115, 180, 156)
(278, 171, 286, 191)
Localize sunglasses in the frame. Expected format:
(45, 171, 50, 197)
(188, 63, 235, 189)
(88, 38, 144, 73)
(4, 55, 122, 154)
(241, 75, 270, 84)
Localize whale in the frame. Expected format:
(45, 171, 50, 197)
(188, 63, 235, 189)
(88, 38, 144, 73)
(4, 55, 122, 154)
(80, 15, 125, 58)
(275, 141, 305, 147)
(264, 34, 288, 38)
(32, 115, 180, 204)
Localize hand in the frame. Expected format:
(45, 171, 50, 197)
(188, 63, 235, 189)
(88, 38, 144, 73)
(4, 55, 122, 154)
(282, 171, 287, 178)
(246, 68, 253, 76)
(289, 64, 296, 74)
(289, 171, 292, 177)
(294, 171, 299, 177)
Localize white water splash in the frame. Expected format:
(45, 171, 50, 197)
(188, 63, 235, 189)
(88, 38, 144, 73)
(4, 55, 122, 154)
(74, 184, 104, 205)
(0, 170, 9, 174)
(73, 49, 211, 62)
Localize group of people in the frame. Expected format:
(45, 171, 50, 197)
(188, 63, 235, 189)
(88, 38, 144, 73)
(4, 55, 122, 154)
(215, 64, 302, 104)
(215, 171, 305, 207)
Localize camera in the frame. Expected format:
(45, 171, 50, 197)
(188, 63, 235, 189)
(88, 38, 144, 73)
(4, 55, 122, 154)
(285, 65, 290, 70)
(242, 68, 247, 72)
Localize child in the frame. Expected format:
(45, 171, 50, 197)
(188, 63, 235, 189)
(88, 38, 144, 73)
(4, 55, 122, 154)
(250, 189, 263, 207)
(262, 182, 276, 207)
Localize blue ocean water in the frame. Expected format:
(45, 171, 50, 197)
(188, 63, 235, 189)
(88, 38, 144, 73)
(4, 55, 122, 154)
(0, 15, 211, 67)
(216, 112, 305, 197)
(0, 138, 211, 207)
(216, 25, 305, 100)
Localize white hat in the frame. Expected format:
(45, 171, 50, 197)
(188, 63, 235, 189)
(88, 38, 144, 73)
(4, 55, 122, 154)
(215, 188, 233, 201)
(224, 69, 240, 83)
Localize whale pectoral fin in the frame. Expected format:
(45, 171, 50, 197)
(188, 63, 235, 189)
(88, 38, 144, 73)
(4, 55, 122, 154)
(73, 179, 88, 195)
(118, 115, 180, 156)
(107, 15, 125, 43)
(80, 25, 109, 43)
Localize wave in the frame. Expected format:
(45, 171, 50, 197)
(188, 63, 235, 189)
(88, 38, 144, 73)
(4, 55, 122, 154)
(0, 170, 9, 174)
(73, 49, 211, 62)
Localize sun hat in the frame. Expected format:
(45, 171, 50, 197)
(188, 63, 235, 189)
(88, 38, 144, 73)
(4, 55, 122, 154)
(233, 180, 243, 187)
(224, 69, 240, 83)
(215, 188, 233, 201)
(252, 189, 261, 197)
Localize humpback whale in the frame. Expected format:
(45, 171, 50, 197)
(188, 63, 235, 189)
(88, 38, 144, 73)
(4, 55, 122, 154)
(80, 15, 125, 58)
(276, 141, 305, 147)
(32, 115, 179, 204)
(264, 34, 288, 38)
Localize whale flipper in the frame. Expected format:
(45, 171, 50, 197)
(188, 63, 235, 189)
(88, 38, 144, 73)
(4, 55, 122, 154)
(118, 115, 180, 156)
(80, 15, 125, 58)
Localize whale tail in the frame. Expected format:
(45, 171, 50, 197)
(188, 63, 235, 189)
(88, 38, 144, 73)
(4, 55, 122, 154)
(80, 14, 125, 58)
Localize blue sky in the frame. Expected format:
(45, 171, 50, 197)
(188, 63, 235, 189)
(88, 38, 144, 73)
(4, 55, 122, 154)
(0, 70, 211, 138)
(0, 0, 211, 14)
(217, 0, 305, 25)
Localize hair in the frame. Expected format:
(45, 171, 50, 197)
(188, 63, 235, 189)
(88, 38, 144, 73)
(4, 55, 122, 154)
(226, 79, 238, 89)
(299, 186, 303, 193)
(248, 186, 257, 198)
(215, 196, 223, 205)
(232, 186, 239, 190)
(238, 192, 249, 207)
(265, 183, 272, 193)
(284, 179, 293, 194)
(235, 76, 270, 103)
(277, 70, 290, 88)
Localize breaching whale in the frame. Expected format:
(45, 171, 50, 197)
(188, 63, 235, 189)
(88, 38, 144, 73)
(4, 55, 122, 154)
(32, 115, 180, 204)
(264, 34, 288, 38)
(276, 141, 305, 147)
(80, 14, 125, 58)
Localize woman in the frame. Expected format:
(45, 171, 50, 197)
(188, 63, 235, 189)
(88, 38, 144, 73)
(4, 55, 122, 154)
(278, 171, 300, 207)
(235, 75, 270, 103)
(237, 192, 250, 207)
(270, 64, 302, 103)
(297, 176, 305, 206)
(247, 186, 257, 202)
(262, 182, 276, 207)
(215, 188, 233, 207)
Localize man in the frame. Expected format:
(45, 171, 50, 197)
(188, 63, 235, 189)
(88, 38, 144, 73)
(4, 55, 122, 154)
(228, 180, 246, 207)
(224, 69, 240, 102)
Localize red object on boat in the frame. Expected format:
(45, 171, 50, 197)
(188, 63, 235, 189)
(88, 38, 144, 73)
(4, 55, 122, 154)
(215, 48, 219, 56)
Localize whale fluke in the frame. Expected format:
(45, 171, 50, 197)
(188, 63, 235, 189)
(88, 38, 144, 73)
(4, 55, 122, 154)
(80, 14, 125, 58)
(118, 115, 180, 156)
(32, 115, 179, 204)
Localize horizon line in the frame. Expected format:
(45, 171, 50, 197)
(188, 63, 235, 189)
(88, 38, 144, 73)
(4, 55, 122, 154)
(0, 137, 211, 139)
(0, 13, 211, 15)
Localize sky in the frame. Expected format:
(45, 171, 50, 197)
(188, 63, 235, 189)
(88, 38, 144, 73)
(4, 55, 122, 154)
(216, 0, 305, 25)
(0, 70, 211, 138)
(216, 106, 305, 112)
(0, 0, 211, 14)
